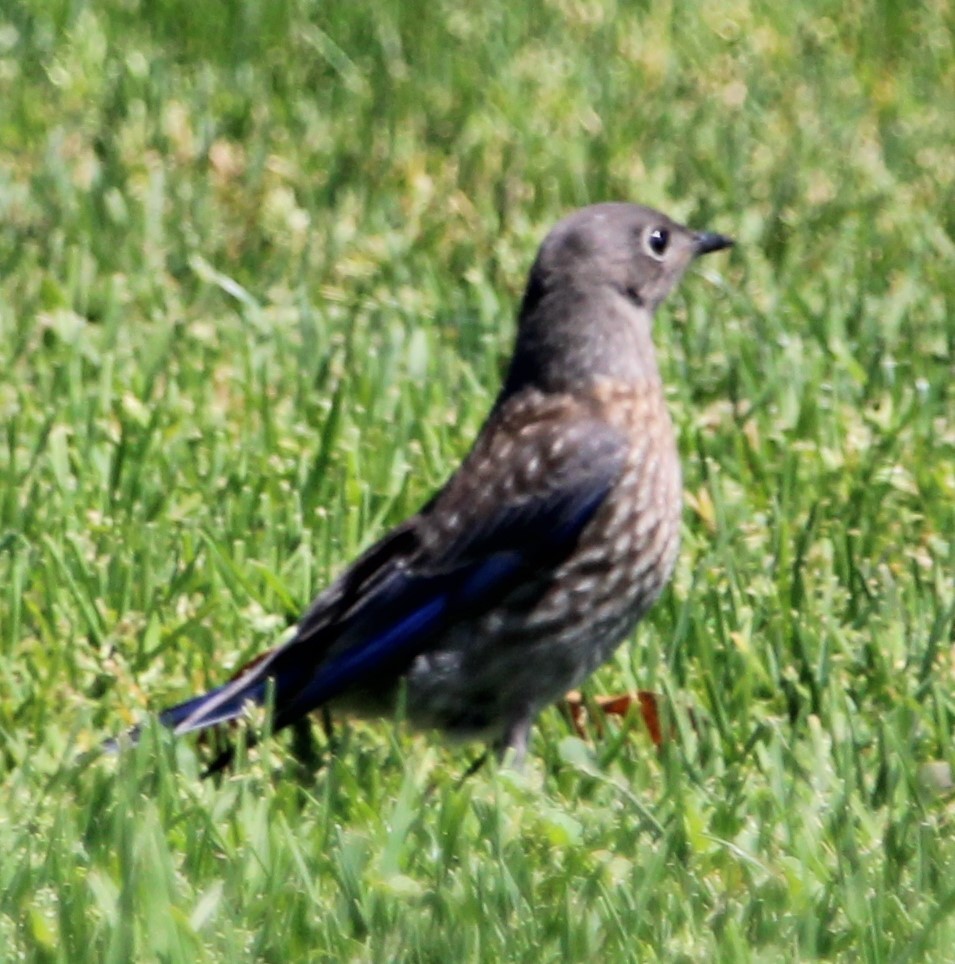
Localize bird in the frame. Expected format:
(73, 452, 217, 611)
(116, 202, 732, 773)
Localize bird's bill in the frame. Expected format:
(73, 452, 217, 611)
(693, 231, 734, 255)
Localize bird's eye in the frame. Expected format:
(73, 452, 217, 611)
(646, 227, 670, 258)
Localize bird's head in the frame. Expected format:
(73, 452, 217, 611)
(526, 202, 733, 315)
(504, 203, 733, 395)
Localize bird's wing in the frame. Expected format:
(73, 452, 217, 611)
(168, 409, 628, 737)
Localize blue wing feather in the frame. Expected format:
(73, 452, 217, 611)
(135, 418, 627, 747)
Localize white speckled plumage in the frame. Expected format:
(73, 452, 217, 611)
(394, 375, 684, 744)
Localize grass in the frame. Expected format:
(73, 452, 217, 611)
(1, 0, 954, 959)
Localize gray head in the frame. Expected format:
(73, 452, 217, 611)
(502, 202, 732, 395)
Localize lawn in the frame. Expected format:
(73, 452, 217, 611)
(1, 0, 954, 959)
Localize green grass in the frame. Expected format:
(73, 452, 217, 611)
(2, 0, 954, 959)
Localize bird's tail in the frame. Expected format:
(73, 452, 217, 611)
(102, 657, 276, 758)
(160, 677, 270, 733)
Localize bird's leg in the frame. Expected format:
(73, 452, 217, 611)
(290, 717, 320, 771)
(495, 713, 532, 770)
(320, 706, 335, 745)
(457, 712, 533, 784)
(290, 707, 340, 775)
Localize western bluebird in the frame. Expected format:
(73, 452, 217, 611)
(120, 202, 732, 771)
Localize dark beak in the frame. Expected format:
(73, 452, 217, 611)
(694, 231, 734, 256)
